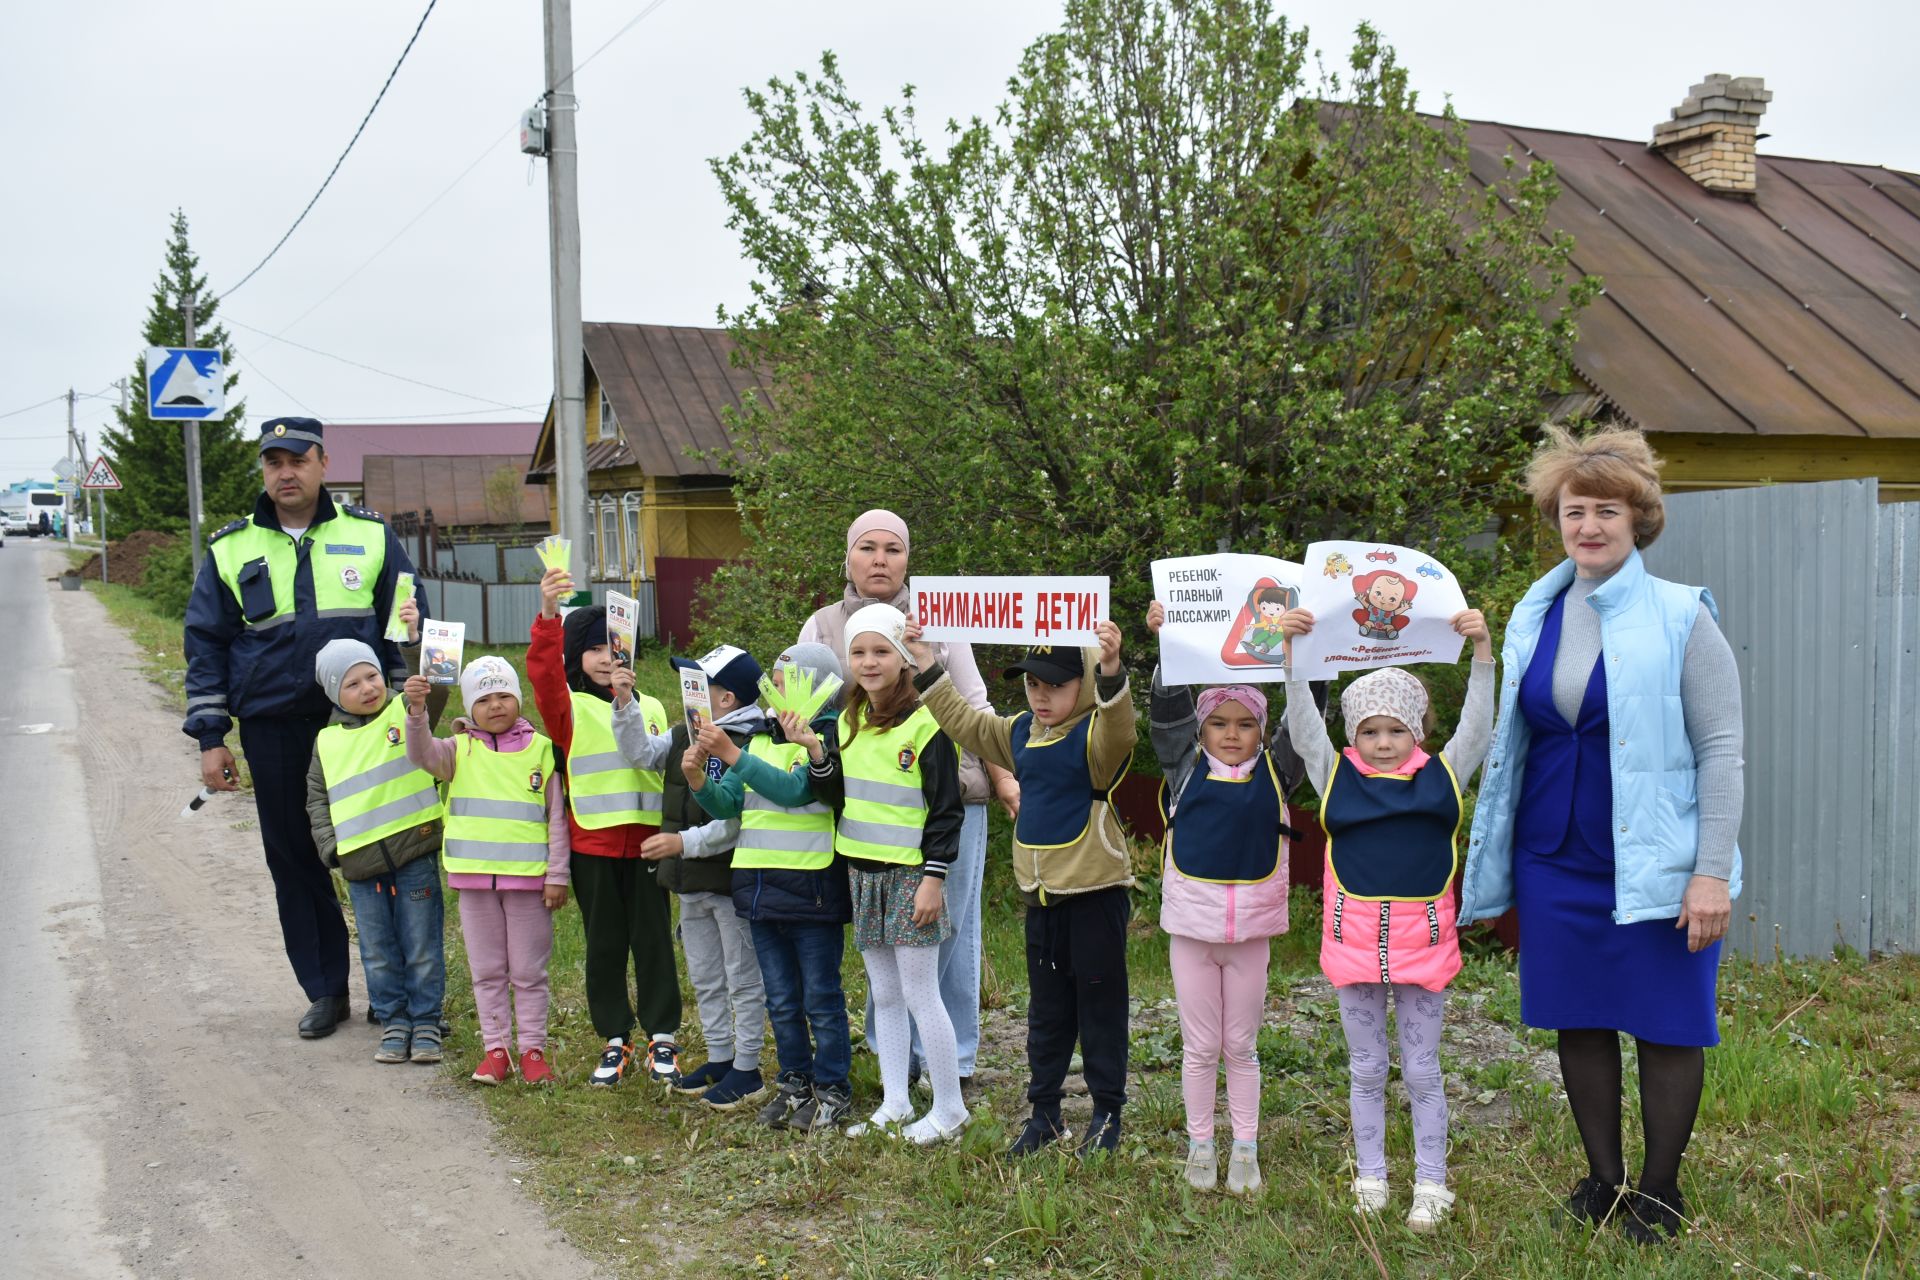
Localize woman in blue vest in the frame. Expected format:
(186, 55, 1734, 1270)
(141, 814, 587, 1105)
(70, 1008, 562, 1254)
(1460, 427, 1744, 1245)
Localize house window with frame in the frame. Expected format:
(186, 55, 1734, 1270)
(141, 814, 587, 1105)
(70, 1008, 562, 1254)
(599, 389, 617, 440)
(621, 491, 644, 578)
(597, 497, 619, 578)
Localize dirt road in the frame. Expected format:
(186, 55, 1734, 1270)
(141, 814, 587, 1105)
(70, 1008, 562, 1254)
(0, 545, 594, 1279)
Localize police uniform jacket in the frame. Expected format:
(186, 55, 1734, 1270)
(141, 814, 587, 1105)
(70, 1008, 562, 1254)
(183, 488, 419, 748)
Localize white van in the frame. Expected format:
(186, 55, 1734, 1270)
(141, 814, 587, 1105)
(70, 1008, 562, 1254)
(16, 488, 65, 536)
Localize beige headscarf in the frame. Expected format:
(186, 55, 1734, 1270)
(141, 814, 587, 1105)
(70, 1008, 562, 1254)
(1339, 668, 1429, 743)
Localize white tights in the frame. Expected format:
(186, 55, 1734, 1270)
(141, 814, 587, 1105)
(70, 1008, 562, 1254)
(862, 942, 967, 1136)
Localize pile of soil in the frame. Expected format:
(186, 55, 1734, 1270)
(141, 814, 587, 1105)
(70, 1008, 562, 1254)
(73, 529, 180, 587)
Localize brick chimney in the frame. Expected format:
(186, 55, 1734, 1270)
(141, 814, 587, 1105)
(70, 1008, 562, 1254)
(1651, 74, 1770, 194)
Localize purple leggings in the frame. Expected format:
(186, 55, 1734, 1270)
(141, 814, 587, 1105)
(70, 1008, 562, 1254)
(1336, 982, 1449, 1184)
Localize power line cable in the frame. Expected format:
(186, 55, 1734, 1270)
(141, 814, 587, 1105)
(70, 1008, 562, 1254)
(323, 403, 547, 422)
(217, 1, 440, 302)
(0, 393, 70, 423)
(226, 317, 524, 408)
(259, 0, 676, 338)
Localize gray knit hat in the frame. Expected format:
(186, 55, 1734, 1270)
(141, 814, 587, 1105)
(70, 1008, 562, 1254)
(314, 638, 383, 707)
(774, 640, 844, 689)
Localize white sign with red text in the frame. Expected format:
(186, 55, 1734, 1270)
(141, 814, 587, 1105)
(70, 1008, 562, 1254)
(910, 575, 1110, 647)
(1289, 541, 1468, 679)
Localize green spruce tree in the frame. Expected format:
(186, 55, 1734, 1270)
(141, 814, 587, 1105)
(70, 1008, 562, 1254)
(100, 210, 256, 534)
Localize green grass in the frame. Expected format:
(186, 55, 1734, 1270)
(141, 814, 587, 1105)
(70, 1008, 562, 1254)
(91, 585, 1920, 1277)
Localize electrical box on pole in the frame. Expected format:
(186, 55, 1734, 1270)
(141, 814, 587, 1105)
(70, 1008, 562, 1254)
(519, 106, 547, 156)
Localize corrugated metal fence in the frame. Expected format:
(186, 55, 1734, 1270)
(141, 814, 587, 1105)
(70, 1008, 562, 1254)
(1642, 479, 1919, 957)
(414, 577, 658, 647)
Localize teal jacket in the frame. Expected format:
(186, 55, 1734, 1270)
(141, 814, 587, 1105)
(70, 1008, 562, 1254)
(1460, 549, 1743, 926)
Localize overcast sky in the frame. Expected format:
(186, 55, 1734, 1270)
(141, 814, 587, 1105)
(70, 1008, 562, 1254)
(3, 0, 1913, 486)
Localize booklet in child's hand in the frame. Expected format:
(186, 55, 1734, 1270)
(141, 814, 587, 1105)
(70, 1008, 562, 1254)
(384, 572, 416, 643)
(420, 619, 466, 686)
(679, 665, 712, 736)
(606, 591, 639, 669)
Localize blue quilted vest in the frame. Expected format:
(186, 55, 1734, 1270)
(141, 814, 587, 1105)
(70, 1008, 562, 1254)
(1460, 550, 1743, 925)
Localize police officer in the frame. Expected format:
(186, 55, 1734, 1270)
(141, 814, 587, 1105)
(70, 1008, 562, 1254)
(183, 417, 421, 1039)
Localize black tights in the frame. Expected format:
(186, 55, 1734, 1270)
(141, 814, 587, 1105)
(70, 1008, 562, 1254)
(1557, 1029, 1704, 1199)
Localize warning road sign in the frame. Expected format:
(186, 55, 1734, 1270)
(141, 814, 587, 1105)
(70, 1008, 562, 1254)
(81, 456, 122, 490)
(146, 347, 225, 420)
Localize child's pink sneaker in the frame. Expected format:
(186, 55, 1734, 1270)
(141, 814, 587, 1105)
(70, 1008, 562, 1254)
(519, 1048, 554, 1086)
(471, 1047, 513, 1086)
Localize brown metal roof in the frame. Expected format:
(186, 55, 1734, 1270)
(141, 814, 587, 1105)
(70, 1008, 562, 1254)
(526, 323, 772, 481)
(1458, 119, 1920, 437)
(364, 454, 552, 526)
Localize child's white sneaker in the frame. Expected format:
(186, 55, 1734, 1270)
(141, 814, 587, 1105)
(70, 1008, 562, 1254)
(1407, 1181, 1454, 1233)
(1183, 1139, 1218, 1191)
(1352, 1176, 1390, 1214)
(1225, 1141, 1261, 1195)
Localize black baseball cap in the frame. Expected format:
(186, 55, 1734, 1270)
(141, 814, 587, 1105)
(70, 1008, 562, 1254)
(1003, 645, 1083, 686)
(259, 416, 325, 455)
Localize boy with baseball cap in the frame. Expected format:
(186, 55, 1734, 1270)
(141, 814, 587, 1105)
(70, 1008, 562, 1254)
(906, 622, 1137, 1158)
(618, 645, 772, 1109)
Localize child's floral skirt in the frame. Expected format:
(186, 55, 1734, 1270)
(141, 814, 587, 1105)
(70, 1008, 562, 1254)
(850, 863, 951, 950)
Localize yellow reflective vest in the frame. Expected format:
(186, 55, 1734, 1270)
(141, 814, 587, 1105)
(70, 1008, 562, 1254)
(443, 733, 556, 878)
(734, 735, 835, 871)
(209, 501, 387, 633)
(835, 706, 941, 865)
(314, 696, 445, 855)
(567, 690, 667, 829)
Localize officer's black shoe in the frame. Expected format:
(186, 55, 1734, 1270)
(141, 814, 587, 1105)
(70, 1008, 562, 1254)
(298, 996, 351, 1039)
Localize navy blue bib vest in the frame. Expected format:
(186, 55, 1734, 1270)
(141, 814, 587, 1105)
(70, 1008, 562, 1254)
(1160, 752, 1292, 884)
(1513, 587, 1616, 856)
(1321, 754, 1462, 901)
(1010, 711, 1127, 847)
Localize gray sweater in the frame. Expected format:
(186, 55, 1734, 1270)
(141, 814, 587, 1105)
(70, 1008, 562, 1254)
(1554, 575, 1744, 881)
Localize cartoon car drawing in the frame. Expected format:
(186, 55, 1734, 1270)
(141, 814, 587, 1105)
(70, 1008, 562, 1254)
(1366, 549, 1397, 565)
(1322, 551, 1353, 578)
(1415, 562, 1443, 579)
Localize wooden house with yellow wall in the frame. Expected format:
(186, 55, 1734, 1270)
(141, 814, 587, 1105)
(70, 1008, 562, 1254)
(525, 321, 768, 641)
(1464, 76, 1920, 499)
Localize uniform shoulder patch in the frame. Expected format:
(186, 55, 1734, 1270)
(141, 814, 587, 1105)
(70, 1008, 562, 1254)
(208, 518, 250, 543)
(343, 503, 385, 522)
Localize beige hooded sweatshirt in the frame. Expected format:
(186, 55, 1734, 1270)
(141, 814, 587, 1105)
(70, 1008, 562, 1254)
(917, 647, 1136, 903)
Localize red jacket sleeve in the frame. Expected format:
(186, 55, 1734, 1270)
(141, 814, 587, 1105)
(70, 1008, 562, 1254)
(528, 614, 574, 753)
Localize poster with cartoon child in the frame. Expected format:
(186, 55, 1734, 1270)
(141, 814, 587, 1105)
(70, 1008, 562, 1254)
(1289, 541, 1468, 678)
(1149, 553, 1304, 684)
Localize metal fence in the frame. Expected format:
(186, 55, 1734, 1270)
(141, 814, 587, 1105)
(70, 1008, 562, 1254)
(1642, 479, 1919, 957)
(416, 577, 658, 646)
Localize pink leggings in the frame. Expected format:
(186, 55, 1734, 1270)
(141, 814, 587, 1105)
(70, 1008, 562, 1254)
(459, 889, 554, 1054)
(1169, 934, 1271, 1143)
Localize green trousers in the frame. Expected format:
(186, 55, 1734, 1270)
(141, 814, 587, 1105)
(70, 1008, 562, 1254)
(571, 852, 683, 1042)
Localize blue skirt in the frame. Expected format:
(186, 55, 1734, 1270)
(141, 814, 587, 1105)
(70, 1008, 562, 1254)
(1514, 830, 1722, 1047)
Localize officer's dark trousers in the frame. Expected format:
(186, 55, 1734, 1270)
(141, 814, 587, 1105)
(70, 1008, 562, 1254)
(1025, 885, 1131, 1119)
(240, 715, 350, 1002)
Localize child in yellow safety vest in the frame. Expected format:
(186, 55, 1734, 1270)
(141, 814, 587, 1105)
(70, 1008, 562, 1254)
(806, 605, 970, 1145)
(404, 656, 569, 1087)
(527, 566, 683, 1090)
(685, 641, 854, 1132)
(306, 597, 450, 1066)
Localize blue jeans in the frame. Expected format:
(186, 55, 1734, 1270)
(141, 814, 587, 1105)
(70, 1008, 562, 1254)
(864, 801, 987, 1074)
(346, 855, 446, 1028)
(750, 918, 851, 1091)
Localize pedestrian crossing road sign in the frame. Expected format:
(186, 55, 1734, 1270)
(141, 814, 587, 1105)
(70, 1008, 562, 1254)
(82, 456, 122, 490)
(146, 347, 225, 419)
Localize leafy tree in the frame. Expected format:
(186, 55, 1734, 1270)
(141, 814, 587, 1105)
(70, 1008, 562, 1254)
(100, 210, 255, 534)
(483, 462, 527, 535)
(700, 0, 1594, 664)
